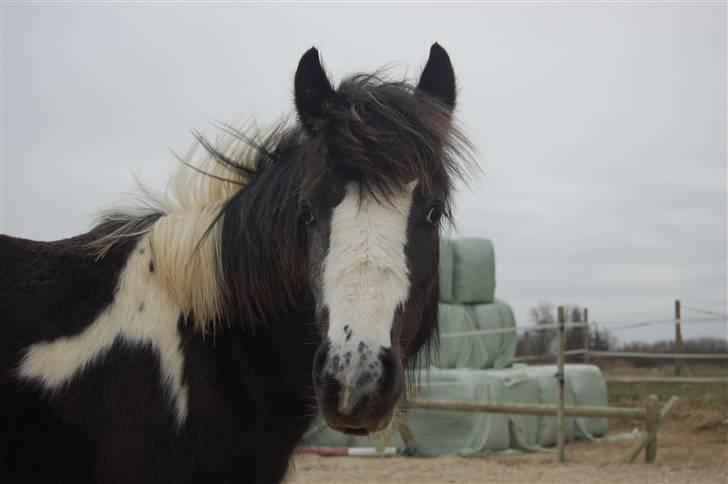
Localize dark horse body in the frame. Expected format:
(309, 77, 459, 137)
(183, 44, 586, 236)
(1, 45, 469, 483)
(1, 231, 316, 483)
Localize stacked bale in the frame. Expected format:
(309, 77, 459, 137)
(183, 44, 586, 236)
(436, 238, 517, 370)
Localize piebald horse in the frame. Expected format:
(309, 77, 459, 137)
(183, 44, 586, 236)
(0, 44, 471, 483)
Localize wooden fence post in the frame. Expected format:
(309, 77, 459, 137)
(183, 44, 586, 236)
(674, 300, 685, 377)
(625, 395, 677, 464)
(582, 307, 590, 364)
(557, 305, 566, 463)
(645, 395, 659, 463)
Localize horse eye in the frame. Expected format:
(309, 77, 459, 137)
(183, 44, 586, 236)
(426, 206, 443, 225)
(301, 207, 316, 225)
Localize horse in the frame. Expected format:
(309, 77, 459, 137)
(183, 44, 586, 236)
(0, 43, 471, 483)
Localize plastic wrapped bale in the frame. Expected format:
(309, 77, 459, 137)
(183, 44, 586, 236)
(462, 367, 542, 450)
(405, 368, 512, 455)
(439, 238, 455, 303)
(523, 365, 577, 446)
(469, 300, 517, 369)
(435, 304, 489, 369)
(401, 365, 608, 454)
(565, 364, 609, 440)
(451, 238, 496, 304)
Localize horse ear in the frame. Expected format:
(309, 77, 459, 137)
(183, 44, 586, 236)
(417, 43, 456, 110)
(294, 47, 335, 132)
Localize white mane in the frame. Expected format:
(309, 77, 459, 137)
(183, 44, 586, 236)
(91, 126, 274, 333)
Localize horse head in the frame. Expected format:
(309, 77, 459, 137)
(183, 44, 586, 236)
(292, 44, 467, 435)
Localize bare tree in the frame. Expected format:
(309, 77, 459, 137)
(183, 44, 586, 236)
(517, 303, 614, 360)
(564, 305, 587, 360)
(590, 323, 616, 351)
(524, 302, 556, 356)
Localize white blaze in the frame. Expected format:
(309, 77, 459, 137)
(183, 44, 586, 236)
(323, 181, 416, 348)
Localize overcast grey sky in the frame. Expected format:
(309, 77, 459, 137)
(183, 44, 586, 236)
(2, 2, 726, 343)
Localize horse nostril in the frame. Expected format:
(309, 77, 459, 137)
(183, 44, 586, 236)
(313, 342, 330, 375)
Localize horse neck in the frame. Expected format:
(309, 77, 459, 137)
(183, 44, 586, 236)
(142, 206, 226, 334)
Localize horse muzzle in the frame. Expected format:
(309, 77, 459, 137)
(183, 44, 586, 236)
(312, 339, 403, 435)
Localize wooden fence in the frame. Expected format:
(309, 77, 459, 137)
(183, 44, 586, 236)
(405, 300, 728, 464)
(406, 395, 680, 464)
(514, 299, 728, 384)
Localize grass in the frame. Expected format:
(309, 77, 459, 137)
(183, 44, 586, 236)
(604, 364, 728, 409)
(608, 382, 728, 409)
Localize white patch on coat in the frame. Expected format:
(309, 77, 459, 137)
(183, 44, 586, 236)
(87, 123, 276, 333)
(323, 181, 416, 349)
(17, 234, 190, 425)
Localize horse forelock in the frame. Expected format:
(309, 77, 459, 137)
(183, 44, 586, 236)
(306, 73, 474, 210)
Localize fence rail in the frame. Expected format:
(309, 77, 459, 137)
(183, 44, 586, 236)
(605, 376, 728, 384)
(406, 394, 677, 464)
(587, 351, 728, 360)
(392, 300, 720, 465)
(439, 315, 726, 339)
(491, 299, 727, 374)
(407, 398, 647, 419)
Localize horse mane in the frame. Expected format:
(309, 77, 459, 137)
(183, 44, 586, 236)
(89, 70, 474, 335)
(88, 123, 289, 334)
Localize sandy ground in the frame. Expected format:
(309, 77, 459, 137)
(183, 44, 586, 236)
(288, 405, 727, 484)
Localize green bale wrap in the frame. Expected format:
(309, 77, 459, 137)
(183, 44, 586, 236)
(467, 367, 541, 450)
(470, 300, 517, 369)
(452, 239, 496, 304)
(407, 368, 511, 455)
(435, 304, 489, 369)
(523, 365, 577, 446)
(565, 364, 609, 440)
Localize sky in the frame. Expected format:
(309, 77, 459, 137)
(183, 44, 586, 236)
(2, 2, 726, 344)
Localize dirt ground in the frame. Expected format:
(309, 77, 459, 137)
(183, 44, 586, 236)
(288, 403, 728, 484)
